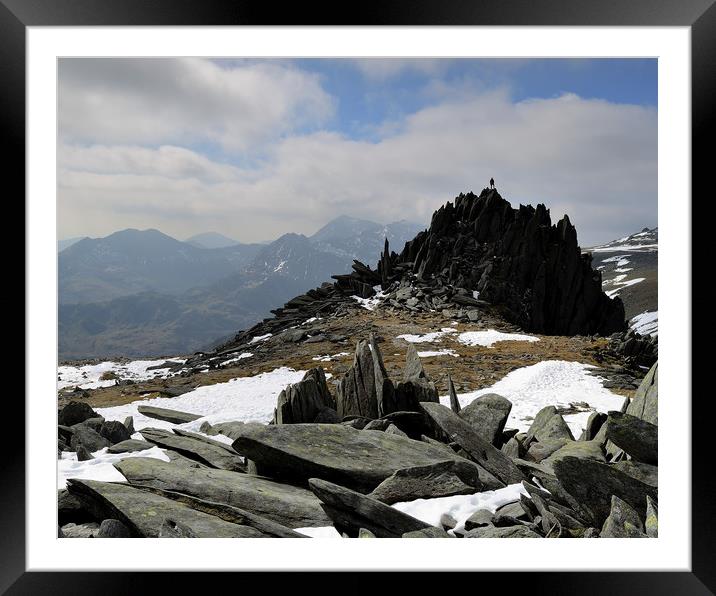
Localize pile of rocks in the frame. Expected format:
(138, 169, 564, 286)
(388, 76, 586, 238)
(208, 188, 626, 361)
(58, 336, 658, 539)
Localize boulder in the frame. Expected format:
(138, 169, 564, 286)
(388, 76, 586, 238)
(379, 411, 431, 439)
(419, 402, 524, 486)
(336, 339, 379, 419)
(95, 519, 132, 538)
(553, 456, 658, 527)
(136, 405, 203, 425)
(579, 412, 607, 441)
(140, 428, 245, 472)
(542, 440, 606, 470)
(274, 367, 336, 424)
(66, 479, 265, 537)
(58, 401, 100, 426)
(600, 495, 647, 538)
(368, 461, 482, 505)
(230, 422, 482, 493)
(604, 411, 658, 464)
(107, 439, 154, 454)
(358, 528, 376, 538)
(501, 437, 524, 459)
(158, 518, 197, 538)
(525, 406, 574, 445)
(75, 443, 94, 461)
(464, 509, 494, 530)
(308, 478, 432, 538)
(123, 416, 135, 435)
(391, 345, 439, 412)
(525, 438, 568, 462)
(313, 408, 341, 423)
(99, 420, 131, 445)
(114, 457, 330, 529)
(627, 361, 658, 425)
(70, 423, 110, 452)
(370, 335, 397, 417)
(458, 393, 512, 446)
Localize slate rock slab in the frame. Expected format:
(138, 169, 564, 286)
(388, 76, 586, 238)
(604, 411, 658, 464)
(136, 405, 203, 424)
(309, 478, 432, 538)
(458, 393, 512, 446)
(231, 422, 481, 493)
(107, 439, 155, 454)
(553, 456, 658, 527)
(368, 460, 482, 505)
(140, 428, 245, 472)
(66, 478, 265, 537)
(115, 456, 330, 529)
(58, 401, 101, 426)
(419, 402, 524, 486)
(600, 495, 647, 538)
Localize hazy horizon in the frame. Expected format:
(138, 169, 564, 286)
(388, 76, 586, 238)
(58, 58, 657, 247)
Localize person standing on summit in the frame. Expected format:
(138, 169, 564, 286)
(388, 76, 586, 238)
(490, 177, 495, 189)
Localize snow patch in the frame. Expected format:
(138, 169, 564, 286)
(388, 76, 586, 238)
(57, 358, 185, 391)
(417, 349, 459, 358)
(439, 360, 625, 437)
(630, 310, 658, 337)
(249, 333, 272, 344)
(457, 330, 539, 348)
(393, 483, 528, 534)
(58, 445, 170, 490)
(397, 328, 457, 343)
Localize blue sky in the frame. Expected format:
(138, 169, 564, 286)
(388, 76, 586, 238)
(58, 58, 657, 246)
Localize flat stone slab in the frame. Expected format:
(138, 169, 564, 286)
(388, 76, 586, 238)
(136, 405, 203, 424)
(140, 428, 245, 472)
(368, 460, 481, 505)
(604, 411, 658, 464)
(420, 402, 524, 486)
(309, 478, 432, 538)
(107, 439, 155, 454)
(115, 457, 330, 528)
(231, 422, 482, 493)
(553, 456, 658, 527)
(66, 479, 265, 537)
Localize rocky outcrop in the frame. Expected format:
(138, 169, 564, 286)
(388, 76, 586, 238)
(210, 188, 624, 361)
(136, 405, 203, 425)
(458, 393, 512, 446)
(66, 479, 265, 537)
(308, 478, 431, 538)
(140, 428, 245, 472)
(114, 457, 330, 528)
(274, 367, 337, 424)
(230, 422, 482, 493)
(368, 461, 482, 504)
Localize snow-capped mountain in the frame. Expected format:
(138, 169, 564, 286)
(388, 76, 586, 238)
(585, 227, 658, 336)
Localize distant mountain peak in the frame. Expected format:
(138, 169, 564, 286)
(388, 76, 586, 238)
(186, 231, 239, 249)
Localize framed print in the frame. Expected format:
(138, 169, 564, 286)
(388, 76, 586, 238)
(8, 0, 713, 592)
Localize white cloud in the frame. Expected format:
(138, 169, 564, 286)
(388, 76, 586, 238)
(58, 90, 656, 247)
(58, 58, 335, 152)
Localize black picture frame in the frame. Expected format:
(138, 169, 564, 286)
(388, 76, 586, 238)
(9, 0, 710, 592)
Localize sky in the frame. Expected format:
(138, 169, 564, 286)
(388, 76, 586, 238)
(57, 58, 657, 247)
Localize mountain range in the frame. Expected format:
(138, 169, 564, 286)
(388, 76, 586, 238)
(58, 217, 423, 360)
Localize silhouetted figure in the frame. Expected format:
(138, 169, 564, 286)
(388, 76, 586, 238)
(489, 177, 495, 189)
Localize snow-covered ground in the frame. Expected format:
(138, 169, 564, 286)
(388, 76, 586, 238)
(605, 277, 645, 298)
(59, 367, 308, 490)
(58, 446, 170, 489)
(630, 310, 658, 337)
(397, 328, 457, 343)
(219, 353, 253, 367)
(312, 352, 351, 362)
(57, 358, 186, 390)
(249, 333, 272, 344)
(351, 289, 388, 311)
(457, 330, 539, 348)
(95, 367, 307, 431)
(417, 349, 459, 358)
(439, 360, 625, 437)
(393, 483, 528, 534)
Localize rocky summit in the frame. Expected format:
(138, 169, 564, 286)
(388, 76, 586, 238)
(57, 188, 658, 540)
